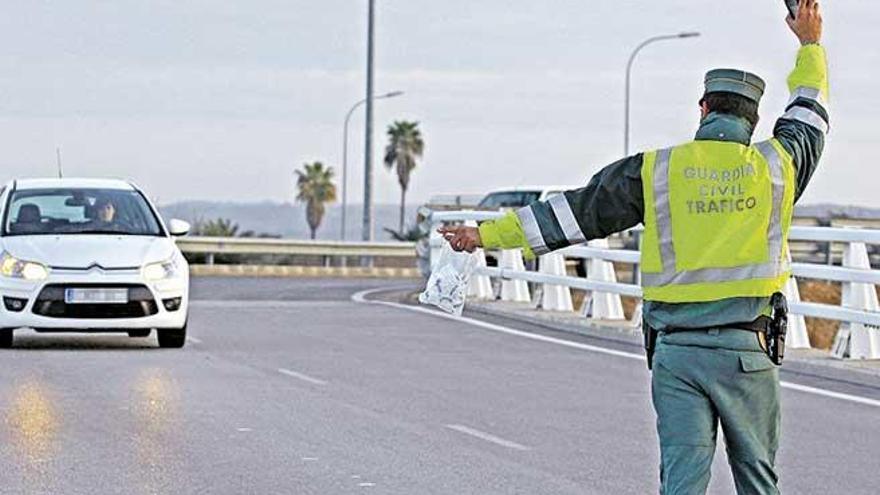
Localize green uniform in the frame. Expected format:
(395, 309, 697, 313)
(478, 44, 829, 494)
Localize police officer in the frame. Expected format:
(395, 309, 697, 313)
(440, 1, 827, 493)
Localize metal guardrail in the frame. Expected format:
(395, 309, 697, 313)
(427, 210, 880, 357)
(176, 237, 415, 260)
(560, 246, 880, 286)
(429, 210, 880, 245)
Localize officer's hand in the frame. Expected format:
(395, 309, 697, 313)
(787, 0, 822, 45)
(438, 225, 482, 253)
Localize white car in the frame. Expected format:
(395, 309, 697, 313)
(0, 178, 190, 348)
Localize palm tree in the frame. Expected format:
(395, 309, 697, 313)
(383, 121, 424, 234)
(295, 162, 337, 240)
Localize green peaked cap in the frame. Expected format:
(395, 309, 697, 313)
(704, 69, 766, 104)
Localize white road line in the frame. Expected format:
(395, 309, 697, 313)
(352, 287, 880, 409)
(445, 424, 531, 451)
(186, 336, 203, 344)
(191, 300, 351, 309)
(352, 288, 644, 361)
(780, 382, 880, 408)
(278, 368, 327, 386)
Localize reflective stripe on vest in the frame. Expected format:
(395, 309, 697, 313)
(641, 141, 789, 290)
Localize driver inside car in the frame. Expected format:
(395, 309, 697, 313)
(84, 196, 122, 231)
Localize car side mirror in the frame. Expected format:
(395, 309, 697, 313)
(168, 219, 191, 237)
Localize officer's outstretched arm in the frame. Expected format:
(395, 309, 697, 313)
(468, 154, 645, 260)
(773, 0, 828, 202)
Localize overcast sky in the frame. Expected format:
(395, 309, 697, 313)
(0, 1, 876, 207)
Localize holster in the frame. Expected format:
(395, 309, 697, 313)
(643, 321, 658, 370)
(767, 292, 789, 365)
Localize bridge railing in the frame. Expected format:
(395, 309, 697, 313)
(425, 210, 880, 360)
(176, 236, 416, 266)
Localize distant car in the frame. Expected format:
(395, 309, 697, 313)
(477, 186, 573, 210)
(0, 178, 191, 348)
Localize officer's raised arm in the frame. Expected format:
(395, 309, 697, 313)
(773, 0, 828, 201)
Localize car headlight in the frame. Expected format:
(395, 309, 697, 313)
(142, 258, 181, 281)
(0, 251, 49, 281)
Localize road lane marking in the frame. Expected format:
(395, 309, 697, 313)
(191, 300, 352, 309)
(186, 336, 203, 344)
(352, 288, 644, 361)
(278, 368, 327, 386)
(780, 382, 880, 408)
(445, 424, 531, 451)
(353, 288, 880, 409)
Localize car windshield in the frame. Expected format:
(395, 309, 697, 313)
(478, 191, 541, 209)
(3, 188, 164, 236)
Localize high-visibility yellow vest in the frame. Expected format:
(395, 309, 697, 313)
(640, 139, 796, 303)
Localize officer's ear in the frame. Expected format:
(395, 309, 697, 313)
(699, 99, 709, 119)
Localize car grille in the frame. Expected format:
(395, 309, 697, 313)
(32, 284, 159, 319)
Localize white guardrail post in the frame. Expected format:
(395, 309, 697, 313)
(783, 276, 811, 349)
(464, 221, 494, 300)
(499, 249, 531, 303)
(833, 242, 880, 359)
(538, 253, 574, 311)
(581, 239, 625, 320)
(429, 229, 444, 271)
(468, 247, 495, 300)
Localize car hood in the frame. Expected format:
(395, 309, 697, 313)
(1, 235, 175, 269)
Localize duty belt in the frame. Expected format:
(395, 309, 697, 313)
(644, 293, 789, 369)
(663, 315, 772, 335)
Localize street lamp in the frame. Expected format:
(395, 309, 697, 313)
(341, 90, 404, 240)
(363, 0, 377, 243)
(624, 31, 700, 156)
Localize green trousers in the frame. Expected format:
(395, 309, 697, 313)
(651, 328, 781, 495)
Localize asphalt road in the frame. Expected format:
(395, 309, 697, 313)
(1, 277, 878, 494)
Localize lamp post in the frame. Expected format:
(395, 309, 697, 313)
(362, 0, 377, 242)
(624, 32, 700, 156)
(341, 90, 404, 241)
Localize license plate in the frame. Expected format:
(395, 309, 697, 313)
(64, 288, 129, 304)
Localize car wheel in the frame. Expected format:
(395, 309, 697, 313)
(157, 323, 186, 349)
(0, 329, 13, 349)
(128, 330, 152, 338)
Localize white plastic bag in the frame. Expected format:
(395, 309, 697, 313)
(419, 241, 479, 316)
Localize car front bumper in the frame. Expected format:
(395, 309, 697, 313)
(0, 269, 188, 331)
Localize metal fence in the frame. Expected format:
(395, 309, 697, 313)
(176, 237, 416, 266)
(426, 210, 880, 360)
